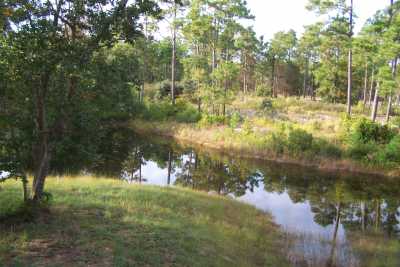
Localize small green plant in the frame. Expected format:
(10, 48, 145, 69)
(375, 135, 400, 164)
(269, 133, 286, 155)
(229, 112, 242, 128)
(287, 128, 313, 154)
(198, 114, 226, 127)
(312, 139, 342, 158)
(350, 118, 394, 145)
(256, 85, 272, 97)
(391, 116, 400, 129)
(260, 98, 274, 112)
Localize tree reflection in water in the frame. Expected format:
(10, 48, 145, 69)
(84, 129, 400, 267)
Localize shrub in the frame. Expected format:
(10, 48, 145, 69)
(391, 116, 400, 129)
(269, 133, 286, 155)
(375, 135, 400, 164)
(350, 118, 394, 145)
(260, 98, 273, 111)
(198, 114, 226, 127)
(312, 139, 342, 159)
(229, 112, 242, 128)
(287, 128, 313, 154)
(156, 80, 185, 99)
(347, 142, 377, 161)
(176, 107, 201, 123)
(256, 84, 271, 97)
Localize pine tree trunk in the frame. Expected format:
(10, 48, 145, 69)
(363, 61, 368, 107)
(171, 3, 177, 105)
(368, 67, 375, 107)
(346, 0, 353, 116)
(371, 83, 379, 122)
(167, 149, 172, 185)
(271, 58, 275, 97)
(387, 57, 398, 122)
(386, 95, 393, 123)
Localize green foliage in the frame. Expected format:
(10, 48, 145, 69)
(287, 128, 314, 154)
(141, 100, 201, 123)
(229, 112, 243, 128)
(175, 106, 202, 123)
(198, 114, 226, 127)
(391, 116, 400, 128)
(349, 118, 395, 145)
(312, 139, 342, 158)
(255, 84, 272, 96)
(375, 135, 400, 164)
(154, 80, 185, 100)
(269, 133, 286, 155)
(343, 117, 400, 164)
(347, 141, 377, 161)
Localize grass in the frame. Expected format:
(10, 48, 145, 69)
(0, 176, 288, 267)
(131, 95, 400, 177)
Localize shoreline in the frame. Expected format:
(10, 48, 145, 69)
(131, 119, 400, 178)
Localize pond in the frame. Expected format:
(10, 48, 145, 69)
(83, 128, 400, 267)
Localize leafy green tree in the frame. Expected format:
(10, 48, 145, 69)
(212, 62, 240, 116)
(0, 0, 160, 201)
(307, 0, 354, 109)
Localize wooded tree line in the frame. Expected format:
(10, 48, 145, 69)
(1, 0, 400, 202)
(138, 0, 400, 123)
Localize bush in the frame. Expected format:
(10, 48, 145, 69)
(312, 139, 342, 159)
(375, 135, 400, 164)
(155, 80, 185, 100)
(256, 84, 271, 97)
(176, 107, 201, 123)
(198, 114, 226, 127)
(350, 118, 395, 145)
(347, 142, 377, 161)
(391, 116, 400, 129)
(269, 133, 286, 155)
(139, 100, 202, 123)
(287, 128, 313, 154)
(229, 112, 242, 128)
(260, 98, 273, 111)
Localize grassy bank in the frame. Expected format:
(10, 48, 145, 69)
(0, 177, 288, 267)
(131, 119, 397, 177)
(132, 96, 400, 177)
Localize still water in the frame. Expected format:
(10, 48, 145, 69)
(86, 129, 400, 267)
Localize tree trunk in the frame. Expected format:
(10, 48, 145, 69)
(386, 95, 393, 123)
(167, 149, 172, 185)
(171, 3, 177, 105)
(327, 202, 342, 267)
(139, 163, 142, 183)
(368, 67, 375, 107)
(243, 54, 248, 94)
(140, 84, 144, 102)
(346, 0, 353, 116)
(371, 83, 379, 122)
(303, 58, 309, 98)
(387, 57, 398, 122)
(363, 61, 368, 107)
(223, 79, 227, 117)
(271, 57, 275, 97)
(32, 137, 51, 201)
(22, 175, 29, 202)
(32, 74, 51, 201)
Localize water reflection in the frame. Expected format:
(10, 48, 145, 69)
(85, 129, 400, 267)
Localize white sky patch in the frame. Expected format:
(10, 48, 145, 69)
(246, 0, 389, 39)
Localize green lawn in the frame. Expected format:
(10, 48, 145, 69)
(0, 177, 288, 267)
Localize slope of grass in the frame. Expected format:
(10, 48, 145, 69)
(131, 96, 400, 177)
(0, 177, 288, 267)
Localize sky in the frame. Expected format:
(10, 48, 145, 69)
(245, 0, 389, 40)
